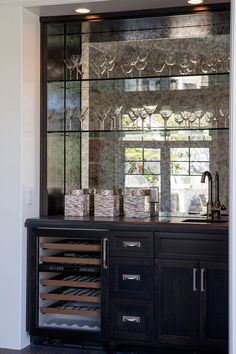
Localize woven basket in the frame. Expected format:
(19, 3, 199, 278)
(64, 189, 90, 217)
(124, 189, 150, 218)
(94, 190, 120, 217)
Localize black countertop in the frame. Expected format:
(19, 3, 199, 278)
(25, 215, 228, 234)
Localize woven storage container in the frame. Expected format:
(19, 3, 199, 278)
(94, 190, 120, 217)
(124, 189, 150, 218)
(64, 189, 90, 217)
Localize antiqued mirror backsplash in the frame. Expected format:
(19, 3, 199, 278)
(45, 10, 229, 217)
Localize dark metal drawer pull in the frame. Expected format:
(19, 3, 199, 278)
(122, 316, 141, 323)
(122, 274, 141, 281)
(122, 241, 141, 248)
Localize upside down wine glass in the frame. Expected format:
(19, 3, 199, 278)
(95, 107, 111, 130)
(74, 107, 89, 130)
(165, 52, 176, 76)
(70, 55, 83, 80)
(131, 107, 148, 130)
(109, 106, 123, 130)
(64, 58, 75, 80)
(143, 105, 157, 128)
(160, 105, 172, 129)
(121, 54, 139, 78)
(219, 105, 229, 128)
(180, 108, 191, 128)
(194, 107, 205, 128)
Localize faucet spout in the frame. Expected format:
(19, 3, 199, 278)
(215, 171, 220, 207)
(201, 170, 213, 219)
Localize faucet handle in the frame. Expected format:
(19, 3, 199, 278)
(211, 207, 221, 221)
(214, 200, 221, 209)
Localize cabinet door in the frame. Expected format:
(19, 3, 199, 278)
(199, 261, 228, 352)
(155, 259, 198, 347)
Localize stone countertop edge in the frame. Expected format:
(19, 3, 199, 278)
(25, 216, 228, 233)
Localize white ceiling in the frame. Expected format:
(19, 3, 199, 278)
(24, 0, 229, 17)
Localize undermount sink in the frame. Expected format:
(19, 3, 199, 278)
(182, 218, 228, 224)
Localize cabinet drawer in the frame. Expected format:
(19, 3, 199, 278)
(111, 299, 153, 340)
(110, 258, 153, 299)
(155, 232, 228, 261)
(110, 231, 153, 258)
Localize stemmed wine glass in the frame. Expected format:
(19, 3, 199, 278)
(180, 108, 191, 128)
(104, 53, 116, 78)
(131, 107, 148, 130)
(205, 107, 214, 127)
(64, 58, 75, 80)
(189, 111, 197, 127)
(91, 56, 106, 79)
(194, 107, 205, 128)
(179, 52, 190, 75)
(207, 53, 217, 73)
(134, 52, 149, 77)
(189, 53, 200, 75)
(121, 54, 139, 78)
(165, 52, 176, 76)
(95, 107, 111, 130)
(70, 55, 83, 80)
(216, 50, 226, 72)
(143, 105, 157, 128)
(219, 104, 229, 128)
(109, 106, 123, 130)
(128, 110, 138, 128)
(200, 54, 209, 74)
(160, 105, 172, 129)
(153, 51, 166, 76)
(74, 107, 89, 130)
(135, 59, 147, 77)
(226, 56, 230, 73)
(66, 107, 78, 130)
(174, 111, 184, 127)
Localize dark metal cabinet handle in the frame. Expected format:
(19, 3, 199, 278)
(193, 268, 198, 292)
(103, 238, 108, 269)
(201, 268, 206, 292)
(122, 241, 141, 248)
(122, 274, 141, 281)
(122, 316, 141, 323)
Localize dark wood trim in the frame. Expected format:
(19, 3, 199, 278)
(40, 3, 230, 24)
(40, 22, 48, 217)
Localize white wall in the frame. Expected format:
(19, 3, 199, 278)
(20, 7, 40, 347)
(0, 6, 40, 349)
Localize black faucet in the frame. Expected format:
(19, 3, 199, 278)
(201, 171, 213, 220)
(201, 171, 221, 221)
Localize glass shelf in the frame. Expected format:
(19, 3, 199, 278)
(46, 72, 230, 84)
(47, 127, 229, 134)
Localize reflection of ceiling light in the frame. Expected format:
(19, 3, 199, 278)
(75, 8, 90, 14)
(188, 0, 203, 4)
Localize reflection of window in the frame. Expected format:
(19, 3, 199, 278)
(170, 147, 209, 214)
(125, 147, 161, 188)
(170, 148, 209, 175)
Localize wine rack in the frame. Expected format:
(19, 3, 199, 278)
(38, 236, 106, 332)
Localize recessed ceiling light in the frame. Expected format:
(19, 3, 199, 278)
(75, 8, 90, 14)
(188, 0, 203, 4)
